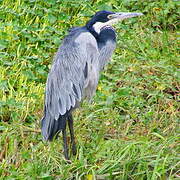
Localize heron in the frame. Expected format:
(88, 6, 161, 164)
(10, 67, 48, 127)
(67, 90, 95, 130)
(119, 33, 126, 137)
(41, 10, 143, 160)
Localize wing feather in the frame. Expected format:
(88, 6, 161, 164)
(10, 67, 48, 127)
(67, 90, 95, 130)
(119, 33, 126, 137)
(44, 29, 99, 121)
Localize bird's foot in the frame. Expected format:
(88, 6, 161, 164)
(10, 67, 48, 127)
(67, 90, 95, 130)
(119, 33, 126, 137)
(63, 155, 72, 164)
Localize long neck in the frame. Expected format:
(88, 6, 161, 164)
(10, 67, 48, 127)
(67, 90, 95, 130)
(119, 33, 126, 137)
(97, 27, 116, 50)
(87, 26, 117, 71)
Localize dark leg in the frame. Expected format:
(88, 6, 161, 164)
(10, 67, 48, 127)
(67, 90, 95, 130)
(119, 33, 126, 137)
(68, 114, 77, 155)
(62, 123, 69, 160)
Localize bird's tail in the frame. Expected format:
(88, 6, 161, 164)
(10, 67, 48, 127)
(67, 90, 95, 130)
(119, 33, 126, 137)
(41, 111, 67, 141)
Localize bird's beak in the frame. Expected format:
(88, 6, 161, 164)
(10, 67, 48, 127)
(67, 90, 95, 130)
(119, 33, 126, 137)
(110, 12, 143, 20)
(107, 12, 143, 26)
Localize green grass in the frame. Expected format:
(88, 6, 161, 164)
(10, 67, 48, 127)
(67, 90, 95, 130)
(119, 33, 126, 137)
(0, 0, 179, 179)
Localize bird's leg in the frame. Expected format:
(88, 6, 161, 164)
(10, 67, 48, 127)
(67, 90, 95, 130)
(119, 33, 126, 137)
(62, 122, 69, 160)
(68, 114, 77, 155)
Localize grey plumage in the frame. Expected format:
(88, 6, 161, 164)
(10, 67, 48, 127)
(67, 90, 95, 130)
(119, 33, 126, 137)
(41, 10, 143, 159)
(41, 27, 115, 140)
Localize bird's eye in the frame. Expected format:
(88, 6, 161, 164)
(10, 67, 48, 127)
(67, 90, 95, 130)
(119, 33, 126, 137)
(107, 14, 114, 19)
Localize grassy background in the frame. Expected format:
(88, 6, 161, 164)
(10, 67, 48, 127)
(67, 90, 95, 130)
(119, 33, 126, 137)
(0, 0, 179, 179)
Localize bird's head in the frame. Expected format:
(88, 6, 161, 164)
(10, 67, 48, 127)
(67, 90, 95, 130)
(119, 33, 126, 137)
(86, 10, 143, 36)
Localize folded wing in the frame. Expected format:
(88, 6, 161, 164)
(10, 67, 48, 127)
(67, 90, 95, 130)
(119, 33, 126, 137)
(42, 28, 99, 140)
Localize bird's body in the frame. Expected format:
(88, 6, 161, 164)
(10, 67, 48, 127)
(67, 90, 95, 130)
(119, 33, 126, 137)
(41, 11, 143, 159)
(42, 25, 116, 139)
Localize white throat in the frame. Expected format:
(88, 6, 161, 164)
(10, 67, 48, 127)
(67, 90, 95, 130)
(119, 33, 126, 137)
(92, 18, 121, 34)
(93, 22, 105, 34)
